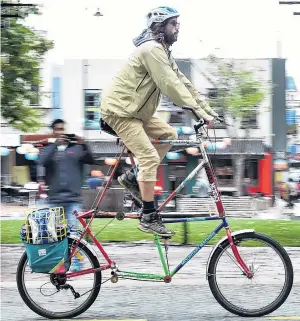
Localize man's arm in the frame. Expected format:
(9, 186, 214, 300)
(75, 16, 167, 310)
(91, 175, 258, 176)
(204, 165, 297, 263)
(80, 145, 95, 164)
(141, 45, 213, 121)
(77, 138, 95, 165)
(171, 59, 218, 117)
(37, 144, 56, 167)
(178, 70, 218, 117)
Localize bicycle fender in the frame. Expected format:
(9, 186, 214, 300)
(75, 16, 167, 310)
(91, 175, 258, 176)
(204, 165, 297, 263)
(69, 235, 98, 258)
(206, 229, 255, 280)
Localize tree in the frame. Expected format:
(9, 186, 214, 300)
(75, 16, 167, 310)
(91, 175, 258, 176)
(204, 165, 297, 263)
(1, 2, 53, 132)
(192, 55, 269, 195)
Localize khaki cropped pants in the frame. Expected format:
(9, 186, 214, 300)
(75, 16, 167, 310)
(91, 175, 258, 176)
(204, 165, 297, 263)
(102, 114, 177, 182)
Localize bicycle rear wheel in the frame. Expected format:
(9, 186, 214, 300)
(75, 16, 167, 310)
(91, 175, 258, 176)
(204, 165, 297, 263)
(208, 232, 293, 317)
(16, 236, 102, 319)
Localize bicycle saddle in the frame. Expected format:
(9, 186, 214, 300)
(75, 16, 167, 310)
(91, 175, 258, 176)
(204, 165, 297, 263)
(99, 119, 118, 137)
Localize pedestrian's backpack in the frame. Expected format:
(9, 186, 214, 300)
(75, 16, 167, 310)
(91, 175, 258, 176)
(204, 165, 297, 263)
(20, 207, 70, 273)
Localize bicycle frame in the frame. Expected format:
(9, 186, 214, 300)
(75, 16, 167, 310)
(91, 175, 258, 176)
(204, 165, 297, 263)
(67, 133, 253, 281)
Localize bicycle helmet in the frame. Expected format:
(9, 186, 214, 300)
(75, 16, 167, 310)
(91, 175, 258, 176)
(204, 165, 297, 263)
(146, 6, 179, 28)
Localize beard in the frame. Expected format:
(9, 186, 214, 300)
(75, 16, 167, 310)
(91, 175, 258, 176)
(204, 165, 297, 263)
(164, 32, 178, 45)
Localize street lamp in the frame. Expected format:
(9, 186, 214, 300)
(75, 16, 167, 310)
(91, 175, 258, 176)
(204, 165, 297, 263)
(279, 1, 300, 4)
(93, 8, 103, 17)
(279, 1, 300, 16)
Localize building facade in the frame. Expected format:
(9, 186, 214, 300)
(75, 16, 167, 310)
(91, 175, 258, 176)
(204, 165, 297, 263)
(286, 76, 300, 179)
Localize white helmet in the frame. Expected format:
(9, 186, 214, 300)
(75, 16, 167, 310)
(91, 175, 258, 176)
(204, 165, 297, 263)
(146, 6, 179, 28)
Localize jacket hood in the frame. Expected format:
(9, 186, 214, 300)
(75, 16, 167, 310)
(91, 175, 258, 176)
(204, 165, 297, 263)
(133, 28, 155, 47)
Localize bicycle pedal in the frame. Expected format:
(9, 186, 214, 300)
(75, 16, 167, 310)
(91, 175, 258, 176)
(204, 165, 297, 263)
(159, 235, 172, 240)
(116, 212, 125, 220)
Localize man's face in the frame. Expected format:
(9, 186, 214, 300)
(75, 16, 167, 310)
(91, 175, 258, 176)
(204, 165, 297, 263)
(53, 123, 65, 136)
(164, 17, 180, 45)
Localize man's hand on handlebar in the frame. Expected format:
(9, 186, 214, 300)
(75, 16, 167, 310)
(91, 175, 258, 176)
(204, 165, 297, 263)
(181, 106, 224, 128)
(205, 117, 215, 129)
(204, 116, 223, 128)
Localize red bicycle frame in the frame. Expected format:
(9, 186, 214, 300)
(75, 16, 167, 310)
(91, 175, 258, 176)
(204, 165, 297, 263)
(67, 133, 253, 279)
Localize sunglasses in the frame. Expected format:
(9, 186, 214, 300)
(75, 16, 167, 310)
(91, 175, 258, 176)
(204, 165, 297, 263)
(168, 20, 180, 28)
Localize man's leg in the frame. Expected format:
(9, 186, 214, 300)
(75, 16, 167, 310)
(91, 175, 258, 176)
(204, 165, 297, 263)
(48, 202, 80, 233)
(65, 202, 81, 233)
(65, 203, 82, 271)
(118, 115, 177, 203)
(143, 115, 178, 160)
(102, 114, 173, 236)
(48, 203, 82, 270)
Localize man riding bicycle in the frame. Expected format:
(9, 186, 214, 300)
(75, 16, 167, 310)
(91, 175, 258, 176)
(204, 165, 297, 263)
(100, 6, 219, 236)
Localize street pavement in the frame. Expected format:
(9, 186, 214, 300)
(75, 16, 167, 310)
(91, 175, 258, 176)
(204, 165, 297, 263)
(1, 243, 299, 321)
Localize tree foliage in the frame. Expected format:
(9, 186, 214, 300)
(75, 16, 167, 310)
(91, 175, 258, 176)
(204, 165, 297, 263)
(1, 3, 53, 132)
(193, 55, 270, 195)
(197, 55, 268, 136)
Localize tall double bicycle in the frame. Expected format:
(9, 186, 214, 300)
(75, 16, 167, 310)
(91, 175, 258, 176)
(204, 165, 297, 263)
(17, 107, 294, 319)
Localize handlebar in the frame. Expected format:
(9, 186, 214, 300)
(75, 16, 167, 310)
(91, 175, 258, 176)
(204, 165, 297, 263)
(182, 106, 201, 121)
(181, 106, 224, 131)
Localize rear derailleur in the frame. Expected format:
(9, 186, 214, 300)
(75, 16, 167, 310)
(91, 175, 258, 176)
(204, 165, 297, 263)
(50, 274, 80, 299)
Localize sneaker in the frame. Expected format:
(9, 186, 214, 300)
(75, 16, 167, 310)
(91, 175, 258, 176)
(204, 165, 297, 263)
(70, 261, 82, 272)
(70, 255, 83, 272)
(138, 212, 175, 237)
(118, 170, 142, 205)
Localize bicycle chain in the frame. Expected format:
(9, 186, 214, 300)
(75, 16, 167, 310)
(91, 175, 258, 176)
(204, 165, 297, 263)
(117, 276, 164, 282)
(163, 239, 170, 274)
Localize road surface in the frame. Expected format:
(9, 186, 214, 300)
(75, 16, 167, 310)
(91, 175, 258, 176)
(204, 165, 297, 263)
(1, 243, 299, 321)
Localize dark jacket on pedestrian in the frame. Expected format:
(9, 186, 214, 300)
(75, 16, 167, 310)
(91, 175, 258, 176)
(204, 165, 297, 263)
(38, 143, 95, 203)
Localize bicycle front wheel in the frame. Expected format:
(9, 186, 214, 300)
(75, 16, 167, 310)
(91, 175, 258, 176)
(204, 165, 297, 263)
(16, 237, 102, 319)
(208, 232, 293, 317)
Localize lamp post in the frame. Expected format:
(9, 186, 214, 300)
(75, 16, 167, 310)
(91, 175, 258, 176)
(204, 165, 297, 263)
(94, 8, 103, 17)
(279, 1, 300, 16)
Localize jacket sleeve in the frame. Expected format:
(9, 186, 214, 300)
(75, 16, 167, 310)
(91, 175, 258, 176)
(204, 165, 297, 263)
(79, 144, 95, 165)
(141, 45, 213, 120)
(37, 144, 56, 167)
(175, 68, 219, 117)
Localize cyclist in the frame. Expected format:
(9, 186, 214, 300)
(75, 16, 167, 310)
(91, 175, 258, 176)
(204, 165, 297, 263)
(100, 6, 219, 236)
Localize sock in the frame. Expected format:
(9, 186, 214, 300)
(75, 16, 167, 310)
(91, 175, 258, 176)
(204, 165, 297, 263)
(142, 201, 155, 214)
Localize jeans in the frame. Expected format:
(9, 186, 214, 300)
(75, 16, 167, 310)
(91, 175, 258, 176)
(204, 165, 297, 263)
(47, 202, 82, 269)
(48, 202, 81, 234)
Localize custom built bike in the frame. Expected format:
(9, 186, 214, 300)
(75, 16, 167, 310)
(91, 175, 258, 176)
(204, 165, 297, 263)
(17, 107, 294, 319)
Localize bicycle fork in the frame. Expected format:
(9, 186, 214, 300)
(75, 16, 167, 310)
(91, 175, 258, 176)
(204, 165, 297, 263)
(225, 227, 254, 279)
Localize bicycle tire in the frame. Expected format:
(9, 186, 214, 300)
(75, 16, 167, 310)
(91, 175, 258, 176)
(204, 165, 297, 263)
(16, 236, 102, 319)
(207, 232, 294, 317)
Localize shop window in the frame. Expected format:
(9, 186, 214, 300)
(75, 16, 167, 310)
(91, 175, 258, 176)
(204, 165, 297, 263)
(84, 89, 102, 130)
(84, 89, 101, 107)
